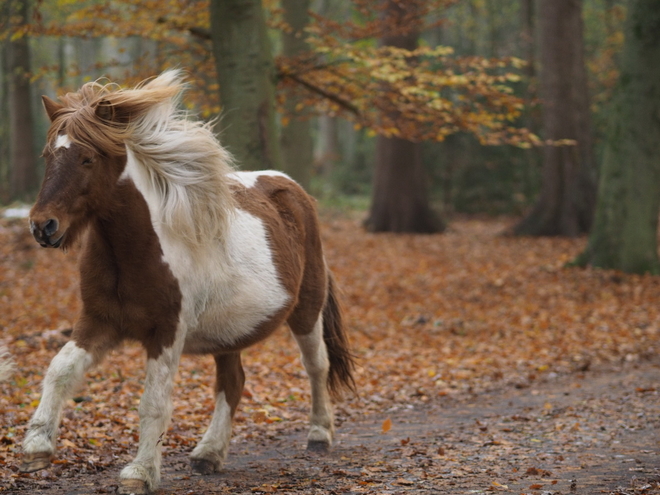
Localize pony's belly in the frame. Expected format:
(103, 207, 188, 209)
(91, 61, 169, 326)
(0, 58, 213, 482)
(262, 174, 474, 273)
(182, 287, 290, 354)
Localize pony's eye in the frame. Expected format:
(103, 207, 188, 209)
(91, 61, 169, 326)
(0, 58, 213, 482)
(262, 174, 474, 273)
(82, 158, 93, 166)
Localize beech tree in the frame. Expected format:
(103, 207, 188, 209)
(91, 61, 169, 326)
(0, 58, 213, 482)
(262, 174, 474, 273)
(209, 0, 283, 171)
(514, 0, 596, 236)
(574, 0, 660, 274)
(364, 0, 442, 233)
(280, 0, 314, 190)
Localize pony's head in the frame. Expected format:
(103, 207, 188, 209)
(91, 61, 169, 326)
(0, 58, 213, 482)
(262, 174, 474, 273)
(29, 72, 182, 249)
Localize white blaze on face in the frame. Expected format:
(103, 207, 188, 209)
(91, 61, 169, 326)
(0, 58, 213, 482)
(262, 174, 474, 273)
(55, 134, 72, 149)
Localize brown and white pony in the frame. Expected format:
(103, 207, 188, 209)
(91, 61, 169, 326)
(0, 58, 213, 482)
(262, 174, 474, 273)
(21, 71, 355, 494)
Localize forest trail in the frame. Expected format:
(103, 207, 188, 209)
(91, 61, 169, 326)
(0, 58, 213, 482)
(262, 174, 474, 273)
(6, 359, 660, 494)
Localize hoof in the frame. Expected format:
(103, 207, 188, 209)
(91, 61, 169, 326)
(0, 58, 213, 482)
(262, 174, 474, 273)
(191, 458, 218, 475)
(118, 478, 150, 495)
(306, 439, 331, 454)
(19, 452, 53, 473)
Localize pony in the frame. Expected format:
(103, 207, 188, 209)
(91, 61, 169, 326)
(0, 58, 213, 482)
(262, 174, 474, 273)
(21, 70, 355, 494)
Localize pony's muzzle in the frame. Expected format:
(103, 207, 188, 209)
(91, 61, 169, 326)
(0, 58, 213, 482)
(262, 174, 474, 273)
(30, 218, 62, 248)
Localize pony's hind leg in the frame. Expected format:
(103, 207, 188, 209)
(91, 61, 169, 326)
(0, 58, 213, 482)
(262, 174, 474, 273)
(190, 351, 245, 474)
(292, 314, 334, 453)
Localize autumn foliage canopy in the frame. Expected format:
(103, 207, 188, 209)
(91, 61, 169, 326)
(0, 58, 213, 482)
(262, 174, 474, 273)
(5, 0, 541, 146)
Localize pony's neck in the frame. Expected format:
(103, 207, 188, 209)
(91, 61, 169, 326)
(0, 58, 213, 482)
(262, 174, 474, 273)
(93, 179, 165, 268)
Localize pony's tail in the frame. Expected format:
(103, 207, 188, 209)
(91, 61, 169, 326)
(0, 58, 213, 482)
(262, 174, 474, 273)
(323, 273, 357, 399)
(0, 346, 15, 382)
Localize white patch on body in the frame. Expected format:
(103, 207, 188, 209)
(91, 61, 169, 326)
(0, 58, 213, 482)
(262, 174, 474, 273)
(190, 391, 232, 466)
(23, 342, 94, 454)
(123, 150, 290, 351)
(54, 134, 72, 149)
(228, 170, 292, 188)
(294, 316, 334, 445)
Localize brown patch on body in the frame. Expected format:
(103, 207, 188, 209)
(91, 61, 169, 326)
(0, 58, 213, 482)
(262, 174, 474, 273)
(231, 175, 327, 342)
(72, 180, 182, 361)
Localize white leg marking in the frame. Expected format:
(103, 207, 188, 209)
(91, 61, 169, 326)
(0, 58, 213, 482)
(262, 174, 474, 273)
(120, 341, 183, 491)
(294, 316, 334, 446)
(23, 342, 94, 455)
(190, 391, 232, 468)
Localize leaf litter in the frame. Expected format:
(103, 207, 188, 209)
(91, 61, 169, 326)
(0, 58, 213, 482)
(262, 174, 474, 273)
(1, 214, 660, 493)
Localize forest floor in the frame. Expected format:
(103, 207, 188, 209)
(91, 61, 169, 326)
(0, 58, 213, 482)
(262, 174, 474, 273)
(1, 212, 660, 494)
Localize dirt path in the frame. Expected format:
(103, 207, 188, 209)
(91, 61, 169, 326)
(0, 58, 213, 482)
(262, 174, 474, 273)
(6, 360, 660, 495)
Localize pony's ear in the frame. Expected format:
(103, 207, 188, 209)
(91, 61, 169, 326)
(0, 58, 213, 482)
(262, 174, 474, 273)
(42, 96, 63, 122)
(95, 99, 133, 125)
(95, 99, 116, 122)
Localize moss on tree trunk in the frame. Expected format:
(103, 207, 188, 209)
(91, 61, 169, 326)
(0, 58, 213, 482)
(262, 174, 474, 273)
(574, 0, 660, 274)
(210, 0, 282, 171)
(279, 0, 314, 191)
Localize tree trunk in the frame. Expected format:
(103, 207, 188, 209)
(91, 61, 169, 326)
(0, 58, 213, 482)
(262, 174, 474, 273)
(7, 0, 37, 201)
(280, 0, 314, 190)
(316, 115, 339, 179)
(519, 0, 542, 203)
(210, 0, 283, 171)
(573, 0, 660, 274)
(0, 30, 8, 199)
(364, 0, 443, 234)
(514, 0, 596, 236)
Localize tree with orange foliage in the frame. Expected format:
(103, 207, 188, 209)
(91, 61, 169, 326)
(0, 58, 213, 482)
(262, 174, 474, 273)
(10, 0, 535, 232)
(364, 0, 443, 233)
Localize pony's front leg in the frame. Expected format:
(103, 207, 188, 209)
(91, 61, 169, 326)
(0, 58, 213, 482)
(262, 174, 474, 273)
(119, 340, 184, 495)
(21, 341, 100, 472)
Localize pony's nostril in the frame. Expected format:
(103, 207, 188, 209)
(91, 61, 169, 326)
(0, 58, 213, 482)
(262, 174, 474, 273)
(42, 219, 59, 237)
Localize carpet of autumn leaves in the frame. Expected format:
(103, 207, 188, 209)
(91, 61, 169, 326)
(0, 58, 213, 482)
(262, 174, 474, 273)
(1, 211, 660, 491)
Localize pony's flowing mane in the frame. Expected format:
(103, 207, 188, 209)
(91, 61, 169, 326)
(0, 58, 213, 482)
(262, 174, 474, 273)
(46, 70, 236, 249)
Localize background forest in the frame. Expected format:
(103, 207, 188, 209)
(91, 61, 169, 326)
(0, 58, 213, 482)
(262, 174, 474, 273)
(3, 2, 660, 493)
(0, 0, 632, 231)
(3, 0, 660, 271)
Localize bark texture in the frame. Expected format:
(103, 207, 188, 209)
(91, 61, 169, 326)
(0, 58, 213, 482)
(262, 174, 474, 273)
(280, 0, 314, 190)
(7, 0, 37, 200)
(364, 1, 443, 234)
(574, 0, 660, 274)
(210, 0, 282, 171)
(514, 0, 596, 236)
